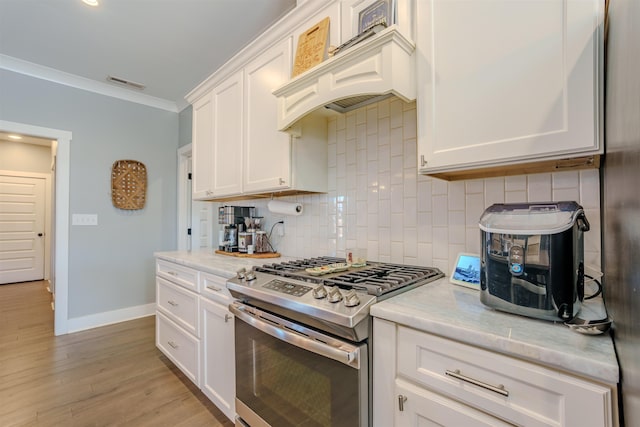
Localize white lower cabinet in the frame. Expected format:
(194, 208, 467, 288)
(156, 311, 200, 386)
(156, 259, 237, 421)
(200, 273, 236, 422)
(155, 261, 201, 386)
(395, 379, 510, 427)
(373, 318, 616, 427)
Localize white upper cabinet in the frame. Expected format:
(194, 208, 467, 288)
(191, 93, 214, 200)
(243, 38, 293, 193)
(416, 0, 604, 178)
(186, 0, 333, 201)
(192, 71, 244, 200)
(212, 71, 244, 197)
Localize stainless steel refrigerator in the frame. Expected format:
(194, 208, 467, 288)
(603, 0, 640, 425)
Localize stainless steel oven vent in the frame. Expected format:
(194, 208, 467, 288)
(324, 93, 393, 113)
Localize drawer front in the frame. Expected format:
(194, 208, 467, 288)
(156, 311, 200, 386)
(395, 379, 512, 427)
(156, 259, 199, 292)
(157, 277, 200, 337)
(200, 272, 234, 306)
(397, 326, 613, 427)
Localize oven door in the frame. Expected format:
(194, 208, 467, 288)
(230, 302, 368, 427)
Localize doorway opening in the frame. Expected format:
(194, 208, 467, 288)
(0, 119, 71, 336)
(177, 144, 215, 251)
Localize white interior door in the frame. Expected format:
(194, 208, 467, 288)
(178, 144, 214, 251)
(192, 202, 212, 250)
(0, 175, 46, 284)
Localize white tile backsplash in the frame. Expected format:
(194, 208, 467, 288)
(231, 99, 602, 274)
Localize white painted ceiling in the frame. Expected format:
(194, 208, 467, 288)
(0, 0, 297, 111)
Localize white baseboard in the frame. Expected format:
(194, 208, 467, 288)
(67, 303, 156, 333)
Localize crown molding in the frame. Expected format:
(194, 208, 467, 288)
(0, 54, 179, 113)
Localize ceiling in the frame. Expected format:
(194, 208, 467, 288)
(0, 131, 52, 146)
(0, 0, 297, 112)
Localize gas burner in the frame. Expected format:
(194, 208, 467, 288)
(254, 257, 444, 296)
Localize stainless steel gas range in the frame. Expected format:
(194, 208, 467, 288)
(227, 257, 444, 427)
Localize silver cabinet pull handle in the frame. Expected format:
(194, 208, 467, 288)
(224, 314, 232, 323)
(167, 341, 179, 349)
(167, 300, 178, 307)
(207, 285, 222, 292)
(166, 271, 178, 276)
(398, 394, 407, 411)
(445, 369, 509, 397)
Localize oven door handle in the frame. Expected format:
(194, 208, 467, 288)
(230, 303, 362, 369)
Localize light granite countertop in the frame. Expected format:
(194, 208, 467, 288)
(154, 250, 298, 279)
(371, 278, 619, 385)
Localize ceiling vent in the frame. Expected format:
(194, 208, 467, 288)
(106, 75, 146, 90)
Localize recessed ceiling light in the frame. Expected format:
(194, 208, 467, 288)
(82, 0, 99, 7)
(8, 134, 23, 140)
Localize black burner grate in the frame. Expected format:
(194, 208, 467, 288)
(255, 257, 444, 296)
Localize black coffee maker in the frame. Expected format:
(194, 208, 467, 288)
(218, 206, 255, 252)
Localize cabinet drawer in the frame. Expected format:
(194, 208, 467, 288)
(395, 379, 511, 427)
(156, 259, 199, 292)
(157, 277, 200, 337)
(156, 311, 200, 386)
(200, 272, 234, 306)
(397, 326, 613, 427)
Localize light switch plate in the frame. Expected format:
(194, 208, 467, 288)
(72, 214, 98, 226)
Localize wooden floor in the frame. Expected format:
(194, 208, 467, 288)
(0, 280, 234, 427)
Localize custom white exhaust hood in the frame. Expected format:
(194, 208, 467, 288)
(273, 27, 416, 132)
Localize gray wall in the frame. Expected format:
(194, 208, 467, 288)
(178, 105, 192, 148)
(0, 139, 51, 173)
(0, 69, 178, 318)
(603, 0, 640, 425)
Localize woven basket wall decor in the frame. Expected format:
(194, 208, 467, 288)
(111, 160, 147, 210)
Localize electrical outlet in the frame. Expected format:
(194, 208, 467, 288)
(278, 221, 285, 237)
(72, 214, 98, 226)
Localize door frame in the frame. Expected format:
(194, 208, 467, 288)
(177, 144, 192, 251)
(0, 120, 71, 336)
(0, 170, 52, 282)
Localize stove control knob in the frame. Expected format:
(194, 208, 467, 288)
(343, 290, 360, 307)
(327, 286, 343, 303)
(236, 268, 246, 280)
(312, 285, 328, 299)
(245, 270, 257, 282)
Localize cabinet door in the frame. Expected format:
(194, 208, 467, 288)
(397, 325, 615, 427)
(212, 70, 244, 197)
(200, 297, 235, 422)
(416, 0, 603, 173)
(243, 38, 293, 194)
(156, 311, 200, 386)
(192, 92, 214, 200)
(395, 380, 512, 427)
